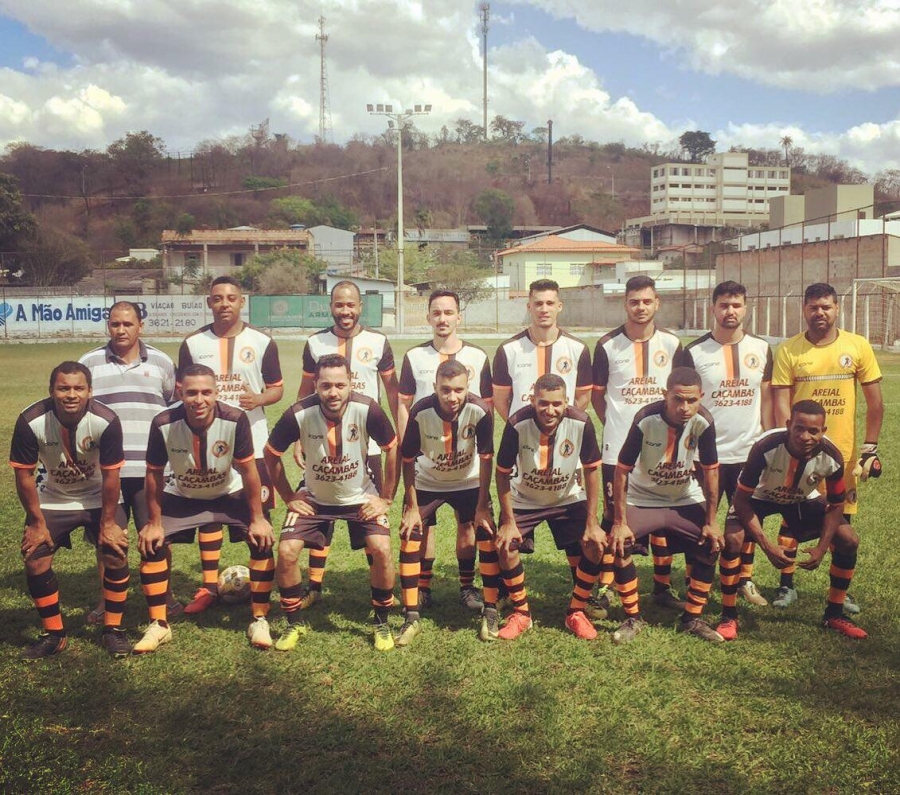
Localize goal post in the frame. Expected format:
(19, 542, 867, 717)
(851, 277, 900, 349)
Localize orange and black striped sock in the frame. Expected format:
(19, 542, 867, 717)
(614, 560, 641, 617)
(280, 583, 304, 623)
(371, 586, 393, 624)
(399, 532, 422, 611)
(778, 533, 798, 589)
(568, 557, 602, 613)
(500, 562, 530, 616)
(140, 548, 170, 623)
(564, 543, 581, 585)
(248, 547, 274, 618)
(27, 569, 64, 636)
(198, 526, 223, 589)
(719, 554, 741, 620)
(825, 547, 857, 619)
(599, 550, 615, 589)
(307, 545, 330, 593)
(457, 555, 476, 589)
(682, 559, 714, 619)
(102, 561, 129, 628)
(418, 558, 435, 595)
(650, 533, 674, 592)
(739, 540, 756, 586)
(477, 535, 500, 607)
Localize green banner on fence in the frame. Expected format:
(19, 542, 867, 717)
(249, 294, 383, 328)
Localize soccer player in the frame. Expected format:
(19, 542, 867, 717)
(682, 281, 773, 606)
(293, 280, 399, 608)
(134, 364, 276, 653)
(397, 289, 493, 611)
(493, 373, 607, 640)
(592, 275, 683, 611)
(608, 367, 724, 644)
(397, 359, 495, 645)
(492, 278, 592, 421)
(771, 282, 883, 611)
(177, 275, 284, 613)
(79, 300, 179, 624)
(715, 400, 866, 640)
(10, 361, 131, 659)
(265, 354, 399, 652)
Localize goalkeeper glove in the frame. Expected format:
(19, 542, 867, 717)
(854, 443, 882, 481)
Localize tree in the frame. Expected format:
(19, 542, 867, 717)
(679, 130, 716, 163)
(490, 115, 525, 144)
(175, 213, 195, 237)
(18, 228, 92, 287)
(106, 131, 166, 194)
(473, 188, 515, 244)
(0, 172, 36, 250)
(425, 249, 492, 310)
(237, 247, 325, 293)
(453, 118, 485, 144)
(780, 135, 793, 167)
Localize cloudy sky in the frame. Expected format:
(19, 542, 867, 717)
(1, 0, 900, 175)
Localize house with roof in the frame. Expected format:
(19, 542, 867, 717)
(496, 234, 641, 292)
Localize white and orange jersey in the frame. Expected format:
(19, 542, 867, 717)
(10, 398, 124, 510)
(593, 326, 683, 465)
(400, 393, 493, 492)
(178, 324, 283, 456)
(682, 332, 773, 463)
(266, 393, 397, 506)
(492, 328, 592, 410)
(146, 401, 254, 500)
(617, 401, 717, 508)
(302, 327, 395, 402)
(496, 405, 601, 510)
(398, 341, 492, 405)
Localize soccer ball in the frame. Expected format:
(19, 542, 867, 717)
(218, 565, 251, 605)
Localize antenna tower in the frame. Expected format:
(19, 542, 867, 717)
(316, 15, 332, 142)
(480, 4, 490, 140)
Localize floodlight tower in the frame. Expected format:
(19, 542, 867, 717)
(317, 16, 332, 142)
(481, 3, 490, 140)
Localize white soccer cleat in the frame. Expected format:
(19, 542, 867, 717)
(133, 620, 173, 654)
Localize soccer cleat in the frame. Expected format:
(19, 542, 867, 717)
(584, 594, 609, 621)
(772, 586, 798, 609)
(167, 599, 185, 618)
(715, 618, 739, 641)
(612, 616, 647, 645)
(459, 586, 484, 612)
(497, 611, 533, 640)
(21, 633, 68, 661)
(183, 586, 218, 615)
(395, 618, 422, 647)
(133, 620, 173, 654)
(823, 615, 868, 639)
(374, 622, 395, 651)
(678, 617, 725, 643)
(247, 617, 273, 649)
(653, 588, 687, 610)
(565, 610, 598, 640)
(737, 580, 768, 606)
(86, 606, 105, 625)
(300, 588, 323, 610)
(480, 607, 500, 641)
(101, 628, 132, 658)
(417, 590, 434, 611)
(843, 593, 861, 615)
(274, 622, 309, 652)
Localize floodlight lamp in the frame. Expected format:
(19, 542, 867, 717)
(367, 104, 374, 112)
(385, 104, 393, 112)
(376, 104, 384, 112)
(414, 105, 422, 113)
(424, 105, 432, 112)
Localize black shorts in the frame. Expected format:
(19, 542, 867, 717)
(514, 501, 588, 553)
(256, 458, 276, 512)
(625, 502, 708, 555)
(28, 505, 128, 560)
(601, 464, 616, 520)
(717, 463, 743, 507)
(280, 501, 390, 551)
(726, 497, 828, 543)
(416, 487, 479, 527)
(161, 493, 255, 544)
(121, 476, 149, 528)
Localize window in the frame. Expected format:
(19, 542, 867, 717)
(708, 168, 717, 176)
(231, 252, 244, 267)
(652, 168, 659, 178)
(536, 264, 552, 276)
(768, 170, 777, 178)
(569, 264, 585, 276)
(780, 170, 788, 178)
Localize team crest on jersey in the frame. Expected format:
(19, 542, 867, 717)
(653, 350, 669, 367)
(807, 473, 822, 486)
(559, 439, 575, 457)
(744, 353, 761, 370)
(838, 354, 853, 369)
(356, 347, 374, 364)
(556, 356, 573, 375)
(347, 423, 360, 442)
(261, 485, 271, 502)
(212, 440, 230, 457)
(460, 423, 476, 440)
(80, 436, 96, 452)
(239, 347, 256, 364)
(684, 434, 698, 451)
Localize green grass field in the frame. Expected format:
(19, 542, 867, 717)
(0, 338, 898, 794)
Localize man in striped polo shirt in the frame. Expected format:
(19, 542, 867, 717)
(265, 354, 399, 651)
(177, 276, 283, 613)
(397, 289, 493, 611)
(293, 280, 399, 608)
(397, 359, 495, 645)
(79, 301, 179, 624)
